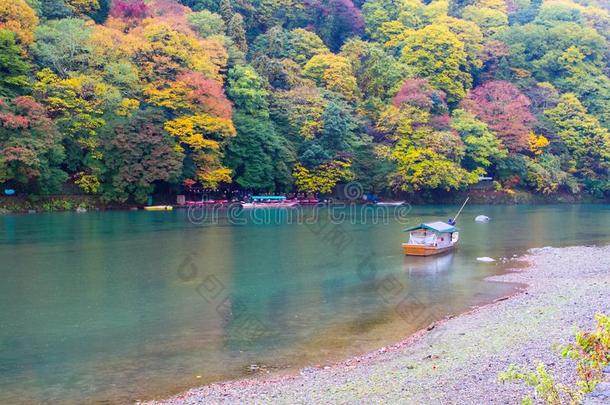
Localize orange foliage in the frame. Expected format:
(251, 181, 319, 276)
(144, 72, 232, 118)
(0, 0, 38, 46)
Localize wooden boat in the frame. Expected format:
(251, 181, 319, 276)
(402, 197, 469, 256)
(297, 198, 320, 205)
(240, 196, 299, 208)
(402, 221, 459, 256)
(144, 205, 174, 211)
(376, 201, 406, 207)
(185, 200, 228, 206)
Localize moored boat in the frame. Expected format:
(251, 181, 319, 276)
(402, 221, 459, 256)
(144, 205, 174, 211)
(297, 198, 320, 205)
(185, 200, 229, 206)
(240, 196, 299, 208)
(376, 201, 406, 207)
(402, 197, 469, 256)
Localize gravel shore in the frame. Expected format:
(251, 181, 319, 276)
(145, 245, 610, 404)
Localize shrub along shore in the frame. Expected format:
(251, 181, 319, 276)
(143, 245, 610, 404)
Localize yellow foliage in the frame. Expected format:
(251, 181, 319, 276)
(90, 25, 140, 62)
(138, 22, 225, 82)
(376, 105, 430, 142)
(192, 153, 232, 189)
(528, 133, 550, 155)
(75, 173, 101, 194)
(196, 165, 232, 189)
(382, 24, 415, 53)
(144, 81, 191, 110)
(391, 141, 479, 191)
(164, 114, 235, 188)
(66, 0, 100, 15)
(374, 144, 392, 159)
(376, 20, 408, 43)
(115, 98, 140, 116)
(164, 114, 235, 152)
(293, 160, 353, 193)
(33, 69, 119, 140)
(303, 54, 360, 101)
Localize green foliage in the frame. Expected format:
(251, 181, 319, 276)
(544, 93, 610, 193)
(0, 30, 31, 96)
(227, 65, 269, 116)
(188, 9, 225, 38)
(451, 109, 506, 170)
(31, 18, 93, 77)
(500, 362, 580, 405)
(500, 313, 610, 404)
(288, 29, 329, 65)
(225, 112, 293, 191)
(525, 153, 580, 194)
(38, 0, 74, 20)
(462, 6, 508, 36)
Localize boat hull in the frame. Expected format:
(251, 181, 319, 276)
(241, 202, 299, 208)
(376, 201, 406, 207)
(144, 206, 173, 211)
(402, 243, 456, 256)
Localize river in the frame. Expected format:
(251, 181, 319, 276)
(0, 204, 609, 403)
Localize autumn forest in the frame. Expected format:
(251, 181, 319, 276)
(1, 0, 609, 202)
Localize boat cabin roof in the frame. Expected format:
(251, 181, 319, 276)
(252, 196, 286, 200)
(403, 221, 457, 234)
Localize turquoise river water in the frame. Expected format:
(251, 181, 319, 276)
(0, 204, 609, 403)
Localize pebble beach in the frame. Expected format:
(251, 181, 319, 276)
(145, 245, 610, 404)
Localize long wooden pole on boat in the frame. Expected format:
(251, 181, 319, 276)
(453, 197, 470, 223)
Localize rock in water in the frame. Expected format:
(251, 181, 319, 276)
(477, 257, 495, 262)
(475, 215, 490, 222)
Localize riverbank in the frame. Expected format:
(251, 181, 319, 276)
(145, 245, 610, 404)
(1, 190, 608, 214)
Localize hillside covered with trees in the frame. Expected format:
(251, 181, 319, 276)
(1, 0, 609, 202)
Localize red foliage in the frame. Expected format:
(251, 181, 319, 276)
(182, 178, 196, 189)
(14, 96, 55, 133)
(0, 112, 29, 129)
(430, 114, 452, 130)
(178, 72, 233, 119)
(460, 81, 536, 152)
(393, 78, 447, 111)
(146, 0, 192, 34)
(0, 96, 54, 130)
(149, 0, 188, 17)
(328, 0, 364, 32)
(504, 175, 521, 189)
(107, 113, 183, 191)
(306, 0, 365, 34)
(110, 0, 149, 20)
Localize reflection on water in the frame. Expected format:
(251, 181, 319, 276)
(403, 252, 455, 275)
(0, 204, 609, 403)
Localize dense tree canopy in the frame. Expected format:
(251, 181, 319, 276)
(0, 0, 608, 199)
